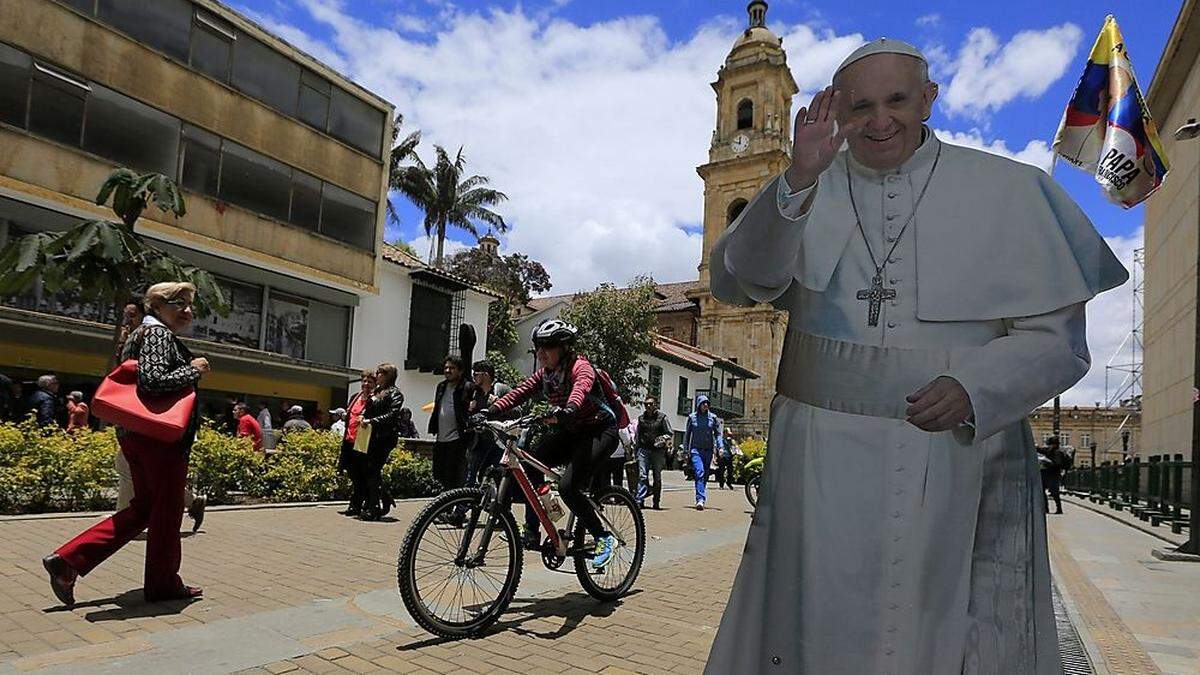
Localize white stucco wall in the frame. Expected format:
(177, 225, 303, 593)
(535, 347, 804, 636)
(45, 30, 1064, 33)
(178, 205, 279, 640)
(349, 261, 493, 436)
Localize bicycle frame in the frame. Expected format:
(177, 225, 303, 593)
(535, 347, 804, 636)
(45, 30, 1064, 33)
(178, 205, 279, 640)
(458, 417, 625, 565)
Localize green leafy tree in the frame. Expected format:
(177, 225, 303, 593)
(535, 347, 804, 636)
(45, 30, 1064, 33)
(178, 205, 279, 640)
(0, 169, 228, 368)
(485, 349, 525, 387)
(394, 145, 508, 266)
(560, 275, 657, 399)
(444, 247, 552, 353)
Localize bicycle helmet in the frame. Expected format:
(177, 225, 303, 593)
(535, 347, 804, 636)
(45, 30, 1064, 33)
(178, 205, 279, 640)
(531, 318, 578, 348)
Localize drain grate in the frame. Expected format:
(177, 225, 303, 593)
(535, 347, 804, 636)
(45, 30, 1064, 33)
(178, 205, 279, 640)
(1054, 583, 1095, 675)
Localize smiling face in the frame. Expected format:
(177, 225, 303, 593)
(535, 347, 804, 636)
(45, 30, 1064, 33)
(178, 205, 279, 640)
(153, 291, 195, 334)
(835, 53, 938, 171)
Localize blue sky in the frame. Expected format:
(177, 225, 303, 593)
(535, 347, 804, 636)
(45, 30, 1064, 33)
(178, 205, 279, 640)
(237, 0, 1184, 405)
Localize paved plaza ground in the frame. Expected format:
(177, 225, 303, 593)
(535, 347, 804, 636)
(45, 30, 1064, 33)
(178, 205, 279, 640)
(0, 477, 1196, 674)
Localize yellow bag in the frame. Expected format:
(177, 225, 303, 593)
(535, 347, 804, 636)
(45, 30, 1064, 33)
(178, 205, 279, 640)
(353, 423, 372, 454)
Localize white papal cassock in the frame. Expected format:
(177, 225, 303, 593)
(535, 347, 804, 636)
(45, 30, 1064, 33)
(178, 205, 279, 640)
(704, 130, 1128, 674)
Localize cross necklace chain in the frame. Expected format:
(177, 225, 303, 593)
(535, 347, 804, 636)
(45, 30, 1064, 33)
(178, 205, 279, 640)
(848, 142, 943, 327)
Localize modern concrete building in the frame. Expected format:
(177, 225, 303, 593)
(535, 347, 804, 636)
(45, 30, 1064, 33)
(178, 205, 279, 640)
(0, 0, 392, 422)
(1141, 0, 1200, 458)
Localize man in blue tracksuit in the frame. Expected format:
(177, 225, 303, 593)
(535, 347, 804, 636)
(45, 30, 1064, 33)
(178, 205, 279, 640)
(685, 395, 723, 510)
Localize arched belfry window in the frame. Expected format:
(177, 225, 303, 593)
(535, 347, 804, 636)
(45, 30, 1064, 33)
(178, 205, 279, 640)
(736, 99, 753, 130)
(727, 198, 748, 225)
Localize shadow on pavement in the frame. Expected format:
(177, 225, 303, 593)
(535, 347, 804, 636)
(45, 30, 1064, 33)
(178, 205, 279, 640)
(75, 589, 201, 622)
(395, 589, 644, 649)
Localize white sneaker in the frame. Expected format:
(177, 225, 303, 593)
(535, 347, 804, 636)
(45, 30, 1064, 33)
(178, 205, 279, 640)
(695, 501, 705, 510)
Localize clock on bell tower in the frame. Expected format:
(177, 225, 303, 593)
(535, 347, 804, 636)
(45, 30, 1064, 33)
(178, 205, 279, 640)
(690, 0, 798, 436)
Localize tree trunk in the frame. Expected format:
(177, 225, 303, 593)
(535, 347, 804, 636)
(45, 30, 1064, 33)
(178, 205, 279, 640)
(435, 220, 446, 267)
(106, 300, 127, 372)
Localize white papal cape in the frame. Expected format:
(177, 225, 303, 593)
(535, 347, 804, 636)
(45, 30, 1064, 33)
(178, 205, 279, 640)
(704, 130, 1127, 675)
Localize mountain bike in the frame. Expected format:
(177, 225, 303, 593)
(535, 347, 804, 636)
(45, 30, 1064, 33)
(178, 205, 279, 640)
(396, 414, 645, 639)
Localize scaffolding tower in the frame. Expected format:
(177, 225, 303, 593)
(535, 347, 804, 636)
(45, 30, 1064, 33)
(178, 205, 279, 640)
(1102, 247, 1143, 449)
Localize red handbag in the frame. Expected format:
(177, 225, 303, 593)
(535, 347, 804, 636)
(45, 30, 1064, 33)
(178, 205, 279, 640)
(92, 360, 196, 443)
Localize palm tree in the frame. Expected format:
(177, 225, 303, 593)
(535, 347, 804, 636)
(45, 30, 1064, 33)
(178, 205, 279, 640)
(385, 114, 422, 227)
(398, 145, 508, 266)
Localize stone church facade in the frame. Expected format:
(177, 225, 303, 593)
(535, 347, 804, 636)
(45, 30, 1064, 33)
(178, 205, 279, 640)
(689, 0, 797, 437)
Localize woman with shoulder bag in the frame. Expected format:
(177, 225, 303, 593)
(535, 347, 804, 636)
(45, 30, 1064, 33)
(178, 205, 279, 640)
(359, 363, 404, 521)
(338, 369, 376, 517)
(43, 282, 209, 607)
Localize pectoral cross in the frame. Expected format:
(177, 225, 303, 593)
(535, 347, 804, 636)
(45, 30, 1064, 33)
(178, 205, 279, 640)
(856, 273, 896, 327)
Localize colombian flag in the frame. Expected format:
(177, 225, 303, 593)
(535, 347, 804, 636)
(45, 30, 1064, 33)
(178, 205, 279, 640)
(1053, 15, 1169, 208)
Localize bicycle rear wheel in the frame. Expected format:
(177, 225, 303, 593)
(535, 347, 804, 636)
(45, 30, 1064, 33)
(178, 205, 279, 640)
(573, 485, 645, 601)
(397, 487, 522, 638)
(745, 474, 760, 507)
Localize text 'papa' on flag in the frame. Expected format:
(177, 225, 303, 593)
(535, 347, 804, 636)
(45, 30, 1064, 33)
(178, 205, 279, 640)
(1052, 15, 1169, 208)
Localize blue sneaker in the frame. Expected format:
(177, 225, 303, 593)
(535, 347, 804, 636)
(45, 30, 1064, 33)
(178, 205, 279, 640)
(591, 534, 616, 569)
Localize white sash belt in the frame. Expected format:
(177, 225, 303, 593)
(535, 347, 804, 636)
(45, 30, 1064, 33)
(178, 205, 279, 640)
(776, 331, 964, 421)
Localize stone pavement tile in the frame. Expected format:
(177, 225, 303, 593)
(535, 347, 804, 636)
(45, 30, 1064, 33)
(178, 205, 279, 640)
(264, 661, 301, 674)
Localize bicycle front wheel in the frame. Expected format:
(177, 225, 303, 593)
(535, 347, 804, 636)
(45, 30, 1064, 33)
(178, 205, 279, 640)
(397, 487, 523, 638)
(574, 485, 645, 602)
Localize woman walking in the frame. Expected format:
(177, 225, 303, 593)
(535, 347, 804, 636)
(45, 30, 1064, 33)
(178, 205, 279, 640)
(359, 363, 403, 521)
(338, 369, 376, 517)
(43, 282, 209, 606)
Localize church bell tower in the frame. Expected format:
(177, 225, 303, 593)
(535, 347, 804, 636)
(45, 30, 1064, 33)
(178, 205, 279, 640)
(692, 0, 797, 436)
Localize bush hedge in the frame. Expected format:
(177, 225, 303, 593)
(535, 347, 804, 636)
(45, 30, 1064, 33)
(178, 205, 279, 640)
(732, 437, 767, 484)
(0, 421, 439, 514)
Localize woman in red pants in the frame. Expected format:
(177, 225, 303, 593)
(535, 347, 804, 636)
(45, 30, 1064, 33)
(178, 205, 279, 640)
(43, 281, 210, 606)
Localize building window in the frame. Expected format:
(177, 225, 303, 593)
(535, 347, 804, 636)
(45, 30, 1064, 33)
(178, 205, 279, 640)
(219, 141, 292, 222)
(736, 99, 753, 130)
(29, 63, 88, 147)
(289, 171, 322, 232)
(677, 376, 690, 416)
(320, 182, 376, 250)
(305, 300, 351, 366)
(329, 86, 384, 155)
(297, 70, 331, 132)
(1080, 433, 1091, 449)
(407, 282, 452, 371)
(727, 198, 748, 225)
(83, 84, 181, 176)
(97, 0, 193, 62)
(179, 123, 221, 195)
(190, 277, 262, 348)
(1060, 432, 1070, 447)
(648, 364, 662, 401)
(231, 35, 301, 116)
(265, 292, 309, 359)
(0, 42, 30, 128)
(189, 12, 235, 82)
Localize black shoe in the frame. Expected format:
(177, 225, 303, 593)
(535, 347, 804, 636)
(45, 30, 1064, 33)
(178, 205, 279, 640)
(359, 510, 382, 522)
(381, 495, 396, 517)
(188, 495, 207, 533)
(652, 504, 662, 510)
(340, 508, 361, 517)
(42, 554, 77, 608)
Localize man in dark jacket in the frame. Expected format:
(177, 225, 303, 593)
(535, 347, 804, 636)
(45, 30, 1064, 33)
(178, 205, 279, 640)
(1041, 436, 1065, 515)
(465, 361, 511, 491)
(30, 374, 60, 427)
(634, 397, 673, 510)
(428, 356, 477, 499)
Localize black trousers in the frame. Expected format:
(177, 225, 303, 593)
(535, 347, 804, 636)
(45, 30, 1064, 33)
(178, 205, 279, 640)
(590, 456, 626, 491)
(520, 425, 618, 540)
(364, 445, 395, 516)
(433, 437, 470, 491)
(340, 440, 367, 512)
(714, 453, 735, 488)
(1042, 471, 1062, 514)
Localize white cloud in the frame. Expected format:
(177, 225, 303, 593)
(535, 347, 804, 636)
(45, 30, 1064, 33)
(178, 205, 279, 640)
(915, 13, 941, 28)
(1059, 228, 1142, 407)
(254, 1, 864, 294)
(941, 23, 1083, 120)
(934, 128, 1054, 171)
(394, 14, 430, 34)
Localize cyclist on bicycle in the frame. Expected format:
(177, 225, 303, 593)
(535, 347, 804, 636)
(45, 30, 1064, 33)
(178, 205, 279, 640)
(472, 318, 620, 569)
